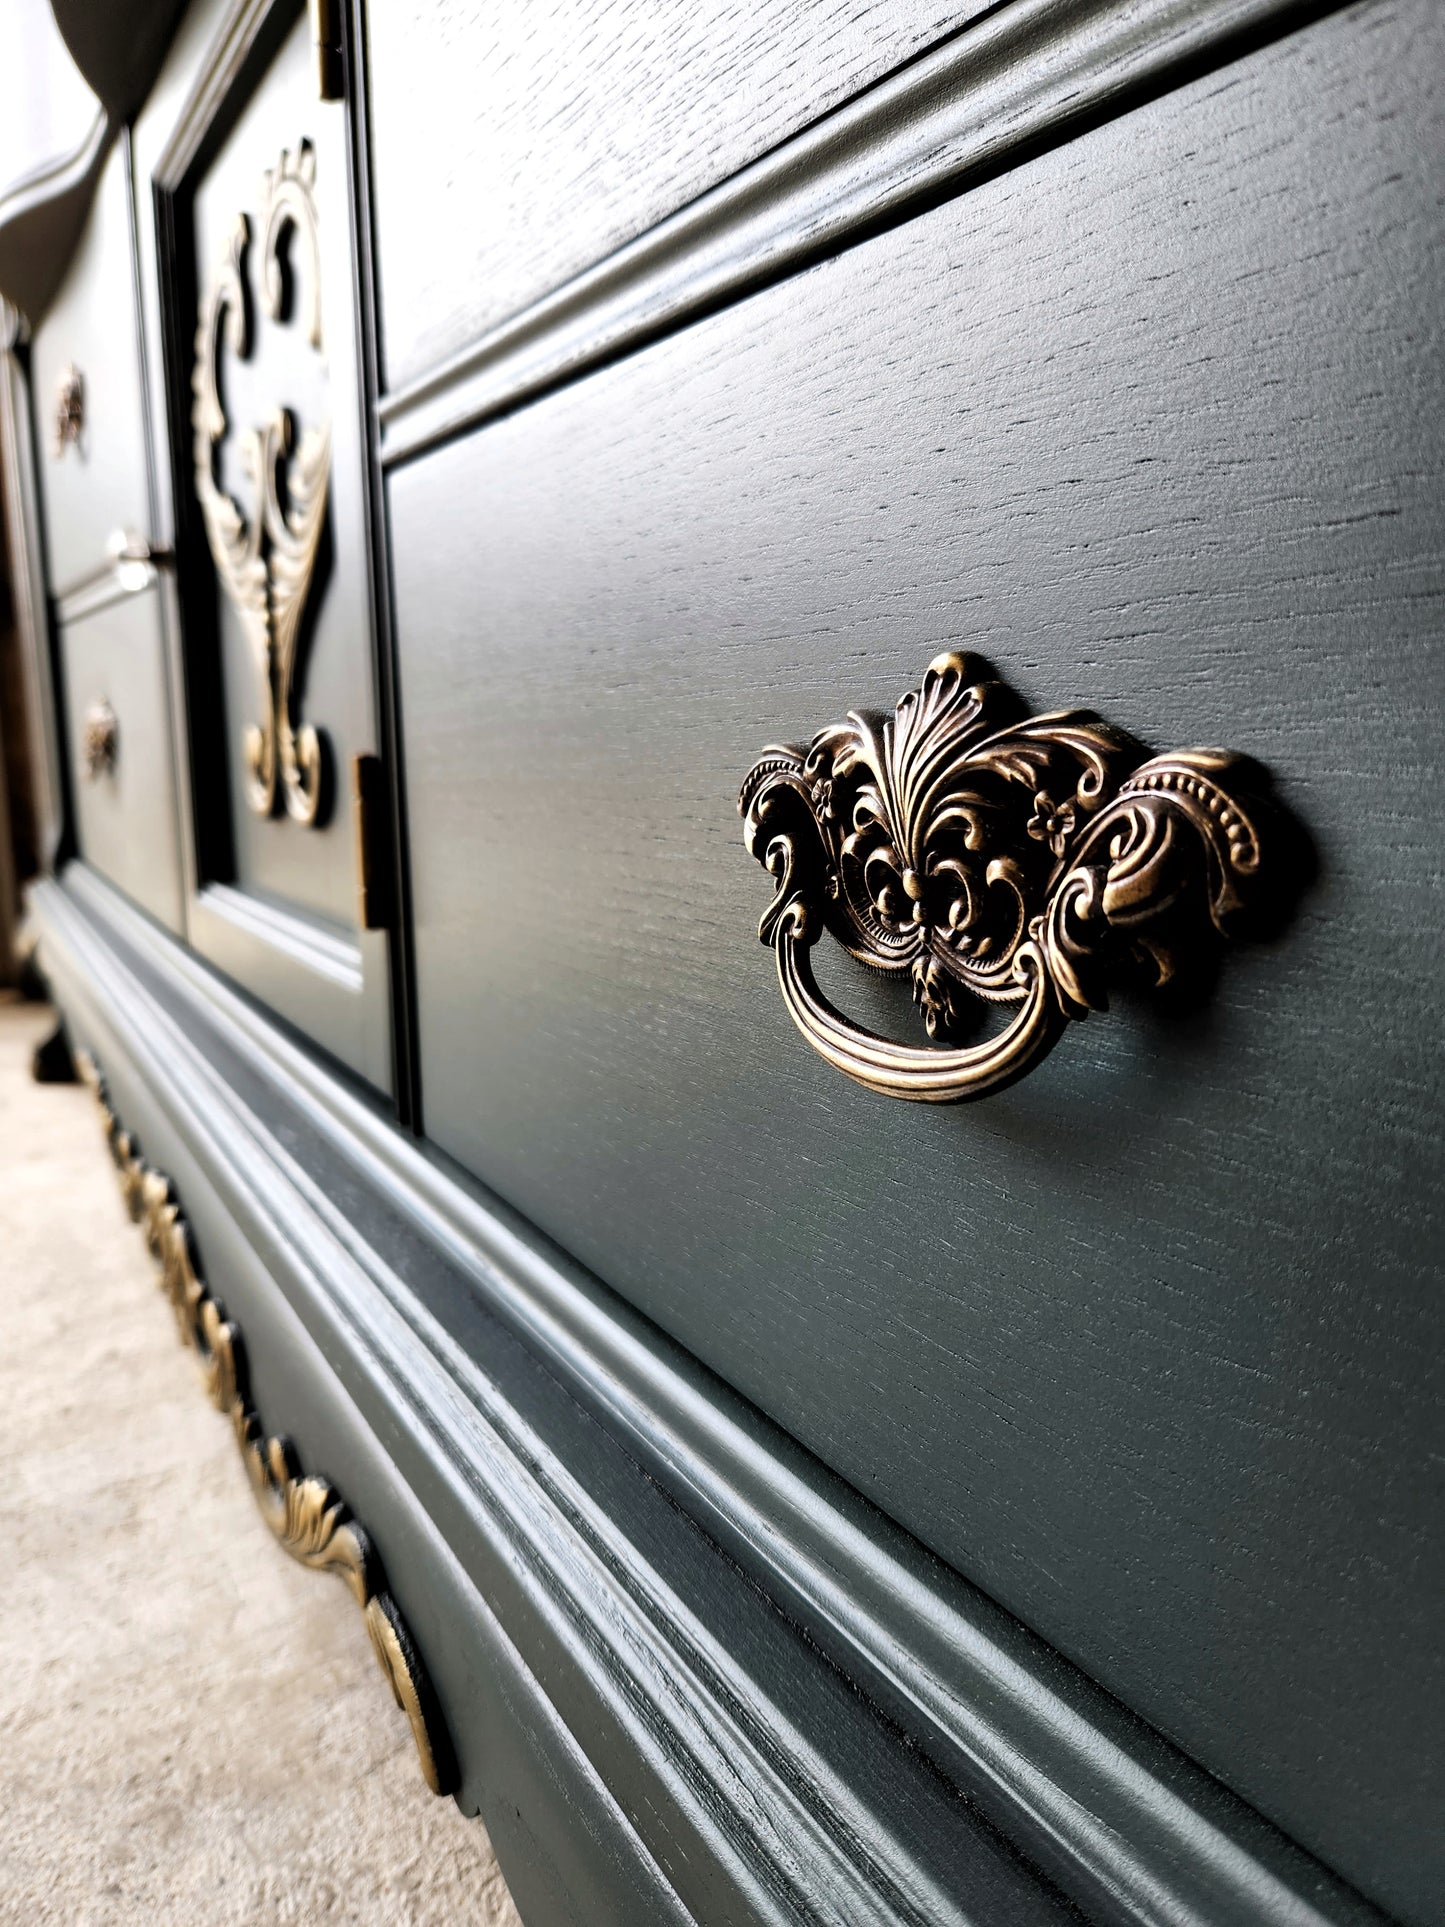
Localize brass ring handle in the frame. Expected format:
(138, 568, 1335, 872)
(740, 652, 1272, 1103)
(774, 924, 1063, 1102)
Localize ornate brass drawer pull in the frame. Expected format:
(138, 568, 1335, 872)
(740, 653, 1273, 1103)
(54, 362, 84, 456)
(81, 699, 119, 781)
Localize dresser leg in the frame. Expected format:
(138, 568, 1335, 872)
(32, 1020, 78, 1084)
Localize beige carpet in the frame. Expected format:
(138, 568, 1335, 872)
(0, 998, 522, 1926)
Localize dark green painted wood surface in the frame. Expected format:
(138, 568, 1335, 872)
(365, 0, 994, 396)
(143, 0, 394, 1090)
(39, 865, 1098, 1927)
(387, 4, 1445, 1919)
(12, 0, 1440, 1916)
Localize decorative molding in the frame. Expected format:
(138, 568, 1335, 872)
(0, 107, 111, 326)
(52, 360, 84, 455)
(377, 0, 1341, 465)
(198, 881, 364, 991)
(741, 652, 1274, 1102)
(192, 141, 331, 825)
(37, 862, 1384, 1927)
(74, 1046, 455, 1798)
(152, 0, 277, 192)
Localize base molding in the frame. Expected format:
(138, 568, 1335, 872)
(33, 861, 1386, 1927)
(78, 1047, 456, 1796)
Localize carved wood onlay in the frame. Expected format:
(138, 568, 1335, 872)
(76, 1050, 456, 1797)
(192, 140, 331, 826)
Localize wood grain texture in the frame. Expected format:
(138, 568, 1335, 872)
(52, 862, 1390, 1927)
(387, 3, 1445, 1921)
(364, 0, 990, 395)
(375, 0, 1339, 465)
(37, 867, 1086, 1927)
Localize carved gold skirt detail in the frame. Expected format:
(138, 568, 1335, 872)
(77, 1052, 456, 1797)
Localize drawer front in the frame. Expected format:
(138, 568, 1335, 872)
(366, 0, 983, 395)
(31, 139, 151, 597)
(60, 587, 184, 931)
(388, 3, 1444, 1920)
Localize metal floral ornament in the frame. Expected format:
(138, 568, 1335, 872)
(740, 651, 1272, 1102)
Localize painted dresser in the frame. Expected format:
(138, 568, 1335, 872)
(1, 0, 1440, 1921)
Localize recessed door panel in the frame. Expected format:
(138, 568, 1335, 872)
(163, 6, 390, 1090)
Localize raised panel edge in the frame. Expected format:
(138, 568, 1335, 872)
(31, 861, 1395, 1927)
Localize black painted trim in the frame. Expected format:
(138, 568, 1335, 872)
(32, 863, 1392, 1927)
(152, 0, 298, 193)
(0, 315, 67, 868)
(339, 0, 421, 1127)
(18, 331, 78, 873)
(118, 122, 195, 919)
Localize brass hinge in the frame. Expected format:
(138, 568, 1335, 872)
(309, 0, 344, 100)
(352, 753, 396, 931)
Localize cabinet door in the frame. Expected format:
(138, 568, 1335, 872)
(158, 3, 390, 1090)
